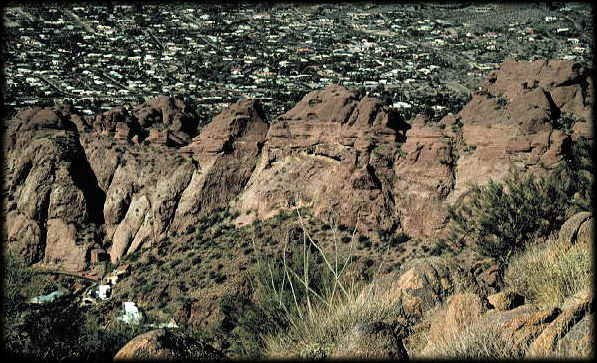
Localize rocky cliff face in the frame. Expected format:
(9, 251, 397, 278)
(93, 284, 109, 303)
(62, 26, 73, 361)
(2, 59, 593, 273)
(395, 58, 592, 237)
(234, 84, 408, 236)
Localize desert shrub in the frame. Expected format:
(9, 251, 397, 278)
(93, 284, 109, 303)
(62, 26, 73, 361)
(388, 232, 411, 247)
(256, 211, 410, 359)
(218, 209, 360, 358)
(445, 136, 591, 262)
(218, 294, 288, 358)
(504, 235, 591, 308)
(143, 326, 224, 360)
(221, 241, 338, 358)
(446, 169, 572, 262)
(263, 276, 404, 359)
(560, 136, 593, 212)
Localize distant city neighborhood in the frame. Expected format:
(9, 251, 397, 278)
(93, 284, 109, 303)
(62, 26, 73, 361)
(3, 3, 592, 123)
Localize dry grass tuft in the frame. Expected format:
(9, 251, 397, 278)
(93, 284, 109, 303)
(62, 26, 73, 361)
(504, 234, 592, 308)
(263, 278, 404, 359)
(262, 204, 407, 358)
(418, 317, 525, 359)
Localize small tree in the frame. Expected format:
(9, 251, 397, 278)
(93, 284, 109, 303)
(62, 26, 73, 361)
(446, 169, 571, 262)
(446, 133, 592, 262)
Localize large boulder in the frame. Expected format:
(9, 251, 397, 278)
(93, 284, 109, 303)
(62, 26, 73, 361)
(527, 288, 593, 357)
(444, 294, 488, 331)
(488, 290, 525, 311)
(330, 321, 409, 360)
(113, 328, 224, 361)
(558, 212, 592, 245)
(42, 218, 93, 272)
(421, 293, 488, 355)
(417, 304, 559, 359)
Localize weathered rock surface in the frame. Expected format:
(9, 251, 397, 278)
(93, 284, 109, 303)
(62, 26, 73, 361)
(575, 216, 593, 245)
(172, 99, 269, 232)
(370, 256, 476, 320)
(110, 195, 151, 264)
(394, 114, 455, 237)
(446, 59, 591, 206)
(132, 95, 198, 144)
(421, 293, 488, 354)
(235, 85, 407, 235)
(558, 211, 592, 245)
(483, 305, 561, 354)
(43, 218, 92, 272)
(553, 313, 593, 358)
(444, 294, 489, 331)
(384, 59, 592, 238)
(527, 288, 593, 357)
(331, 321, 409, 360)
(3, 107, 104, 269)
(488, 290, 525, 311)
(5, 210, 43, 265)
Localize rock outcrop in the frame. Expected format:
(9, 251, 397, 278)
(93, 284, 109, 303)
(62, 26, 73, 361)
(369, 256, 477, 321)
(399, 59, 593, 238)
(450, 59, 592, 200)
(488, 290, 525, 311)
(113, 328, 223, 361)
(558, 211, 592, 246)
(234, 85, 408, 235)
(2, 59, 592, 273)
(174, 99, 269, 232)
(526, 288, 593, 358)
(3, 107, 104, 270)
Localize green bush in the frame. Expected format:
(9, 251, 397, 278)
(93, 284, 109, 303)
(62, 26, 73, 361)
(446, 169, 571, 262)
(561, 136, 593, 212)
(218, 295, 287, 358)
(445, 136, 592, 262)
(388, 232, 411, 247)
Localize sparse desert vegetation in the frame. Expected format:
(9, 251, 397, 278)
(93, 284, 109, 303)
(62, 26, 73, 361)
(3, 48, 593, 361)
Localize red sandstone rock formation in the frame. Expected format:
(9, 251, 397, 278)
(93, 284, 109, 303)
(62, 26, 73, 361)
(2, 60, 592, 273)
(234, 85, 407, 236)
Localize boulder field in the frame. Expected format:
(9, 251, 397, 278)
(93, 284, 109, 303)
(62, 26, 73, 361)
(2, 59, 593, 273)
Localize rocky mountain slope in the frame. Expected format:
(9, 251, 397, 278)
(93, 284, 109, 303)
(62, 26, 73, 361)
(3, 58, 593, 361)
(3, 59, 592, 276)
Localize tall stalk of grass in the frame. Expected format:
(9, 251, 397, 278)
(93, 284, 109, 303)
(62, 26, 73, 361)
(252, 204, 400, 358)
(250, 206, 360, 331)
